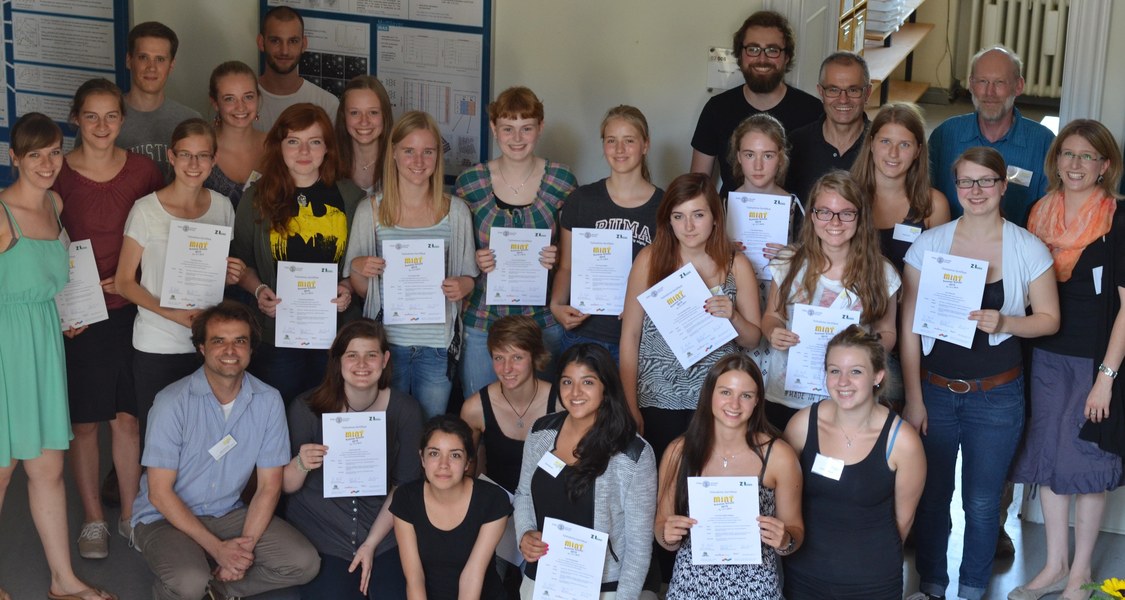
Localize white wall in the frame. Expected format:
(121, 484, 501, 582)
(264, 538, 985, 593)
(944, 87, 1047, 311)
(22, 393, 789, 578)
(1096, 3, 1125, 143)
(132, 0, 780, 187)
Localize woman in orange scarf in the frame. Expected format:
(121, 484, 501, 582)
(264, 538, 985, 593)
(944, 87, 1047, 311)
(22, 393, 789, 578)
(1010, 119, 1125, 600)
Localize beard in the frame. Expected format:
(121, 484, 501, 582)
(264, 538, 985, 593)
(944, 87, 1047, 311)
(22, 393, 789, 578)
(266, 54, 300, 76)
(972, 94, 1016, 123)
(742, 62, 785, 94)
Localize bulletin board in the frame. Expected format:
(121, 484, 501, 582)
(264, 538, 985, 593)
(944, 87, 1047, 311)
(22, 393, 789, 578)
(261, 0, 493, 183)
(1, 0, 131, 188)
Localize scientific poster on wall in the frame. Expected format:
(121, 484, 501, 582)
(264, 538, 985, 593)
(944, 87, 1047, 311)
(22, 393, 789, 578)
(264, 0, 491, 181)
(1, 0, 129, 186)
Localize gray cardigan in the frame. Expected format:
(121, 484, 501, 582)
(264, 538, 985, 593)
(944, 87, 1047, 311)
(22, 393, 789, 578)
(231, 179, 366, 342)
(343, 194, 479, 343)
(514, 412, 657, 600)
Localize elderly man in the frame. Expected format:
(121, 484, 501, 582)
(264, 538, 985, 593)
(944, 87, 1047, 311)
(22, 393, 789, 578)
(929, 45, 1054, 227)
(690, 10, 823, 196)
(130, 301, 318, 600)
(787, 51, 872, 204)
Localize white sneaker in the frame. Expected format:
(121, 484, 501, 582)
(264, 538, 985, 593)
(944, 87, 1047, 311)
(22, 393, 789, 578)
(77, 520, 110, 559)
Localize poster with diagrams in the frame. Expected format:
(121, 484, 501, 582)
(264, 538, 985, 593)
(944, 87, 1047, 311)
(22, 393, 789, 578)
(2, 0, 128, 186)
(265, 0, 490, 181)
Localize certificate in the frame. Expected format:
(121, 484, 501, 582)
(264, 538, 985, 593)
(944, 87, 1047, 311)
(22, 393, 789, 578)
(533, 517, 609, 600)
(381, 239, 445, 325)
(786, 304, 861, 395)
(160, 221, 232, 309)
(486, 227, 550, 306)
(54, 239, 108, 330)
(570, 228, 633, 316)
(636, 263, 738, 369)
(275, 261, 337, 349)
(687, 476, 762, 565)
(322, 412, 387, 497)
(725, 192, 791, 281)
(912, 251, 988, 349)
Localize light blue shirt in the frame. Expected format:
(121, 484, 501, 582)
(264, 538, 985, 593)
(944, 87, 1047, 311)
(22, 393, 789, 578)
(929, 107, 1055, 227)
(132, 368, 290, 526)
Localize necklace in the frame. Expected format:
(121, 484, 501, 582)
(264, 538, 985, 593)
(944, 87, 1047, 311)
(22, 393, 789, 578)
(720, 452, 739, 468)
(360, 159, 376, 172)
(345, 394, 380, 413)
(498, 379, 539, 428)
(837, 413, 870, 448)
(497, 160, 535, 196)
(296, 192, 309, 207)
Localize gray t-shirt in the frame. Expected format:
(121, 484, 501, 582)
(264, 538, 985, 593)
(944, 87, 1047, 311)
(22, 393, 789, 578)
(117, 98, 202, 182)
(559, 178, 662, 343)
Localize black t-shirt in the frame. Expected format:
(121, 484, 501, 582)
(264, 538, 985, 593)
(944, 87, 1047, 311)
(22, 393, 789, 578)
(1036, 238, 1110, 358)
(526, 462, 595, 582)
(391, 478, 512, 600)
(787, 115, 869, 205)
(559, 179, 663, 343)
(923, 279, 1022, 378)
(691, 84, 824, 196)
(269, 180, 349, 263)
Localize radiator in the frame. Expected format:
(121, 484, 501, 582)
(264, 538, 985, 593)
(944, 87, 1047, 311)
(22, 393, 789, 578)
(963, 0, 1068, 98)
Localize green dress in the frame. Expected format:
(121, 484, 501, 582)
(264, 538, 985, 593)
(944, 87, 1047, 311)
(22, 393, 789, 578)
(0, 199, 71, 466)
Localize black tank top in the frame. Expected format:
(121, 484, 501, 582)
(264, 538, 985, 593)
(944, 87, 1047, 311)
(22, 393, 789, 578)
(785, 402, 903, 595)
(480, 384, 558, 493)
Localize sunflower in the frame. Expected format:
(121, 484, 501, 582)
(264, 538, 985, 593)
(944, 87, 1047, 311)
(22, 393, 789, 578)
(1100, 578, 1125, 599)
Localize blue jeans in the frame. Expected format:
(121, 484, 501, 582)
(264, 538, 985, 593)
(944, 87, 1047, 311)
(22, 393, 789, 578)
(250, 343, 329, 406)
(389, 345, 452, 420)
(559, 329, 620, 363)
(913, 375, 1025, 600)
(299, 550, 406, 600)
(460, 322, 564, 398)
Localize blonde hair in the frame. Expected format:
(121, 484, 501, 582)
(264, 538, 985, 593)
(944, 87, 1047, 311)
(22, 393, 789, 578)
(379, 111, 448, 227)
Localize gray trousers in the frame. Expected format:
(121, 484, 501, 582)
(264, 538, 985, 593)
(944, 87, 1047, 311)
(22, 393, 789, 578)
(133, 507, 320, 600)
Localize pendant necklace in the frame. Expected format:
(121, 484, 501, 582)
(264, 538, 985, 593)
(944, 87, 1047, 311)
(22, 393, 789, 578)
(346, 395, 379, 413)
(499, 379, 538, 428)
(497, 161, 535, 197)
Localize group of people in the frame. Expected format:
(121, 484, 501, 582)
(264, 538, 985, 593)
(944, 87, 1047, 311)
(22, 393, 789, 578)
(1, 6, 1123, 600)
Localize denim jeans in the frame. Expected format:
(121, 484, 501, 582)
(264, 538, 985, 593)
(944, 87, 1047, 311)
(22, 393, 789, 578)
(299, 549, 405, 600)
(559, 329, 620, 363)
(389, 345, 452, 420)
(913, 375, 1025, 600)
(460, 322, 564, 398)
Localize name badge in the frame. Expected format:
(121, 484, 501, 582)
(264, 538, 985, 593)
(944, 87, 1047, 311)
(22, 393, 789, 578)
(209, 434, 237, 461)
(893, 223, 922, 243)
(1094, 266, 1104, 296)
(536, 452, 567, 478)
(1007, 165, 1033, 187)
(811, 452, 845, 480)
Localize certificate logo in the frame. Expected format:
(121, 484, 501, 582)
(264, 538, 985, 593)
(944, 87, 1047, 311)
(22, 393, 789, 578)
(934, 256, 951, 266)
(179, 225, 191, 233)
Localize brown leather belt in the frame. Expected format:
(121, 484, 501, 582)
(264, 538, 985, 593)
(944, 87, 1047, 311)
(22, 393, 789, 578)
(924, 366, 1021, 394)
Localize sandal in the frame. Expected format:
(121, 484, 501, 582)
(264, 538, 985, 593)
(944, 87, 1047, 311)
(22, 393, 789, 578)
(46, 587, 117, 600)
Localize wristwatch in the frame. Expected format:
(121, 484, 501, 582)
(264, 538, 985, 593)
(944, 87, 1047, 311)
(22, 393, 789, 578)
(1097, 363, 1118, 379)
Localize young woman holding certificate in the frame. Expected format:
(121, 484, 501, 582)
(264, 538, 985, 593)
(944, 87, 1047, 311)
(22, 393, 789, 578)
(232, 103, 364, 404)
(345, 111, 478, 419)
(53, 78, 164, 560)
(1008, 121, 1124, 600)
(620, 173, 761, 455)
(391, 415, 511, 600)
(515, 344, 657, 600)
(455, 86, 579, 397)
(284, 319, 424, 599)
(761, 171, 899, 431)
(782, 325, 924, 599)
(655, 354, 803, 600)
(116, 119, 243, 446)
(900, 147, 1059, 600)
(1, 112, 117, 600)
(551, 105, 663, 360)
(335, 76, 394, 195)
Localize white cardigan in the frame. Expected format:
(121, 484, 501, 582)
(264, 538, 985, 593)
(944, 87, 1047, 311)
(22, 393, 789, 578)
(904, 218, 1053, 354)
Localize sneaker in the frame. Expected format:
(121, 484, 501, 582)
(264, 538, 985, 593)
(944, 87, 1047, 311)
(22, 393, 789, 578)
(77, 520, 110, 559)
(905, 594, 945, 600)
(206, 584, 242, 600)
(118, 519, 133, 540)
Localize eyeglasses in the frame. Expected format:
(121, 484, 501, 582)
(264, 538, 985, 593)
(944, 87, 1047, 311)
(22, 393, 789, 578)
(820, 85, 868, 98)
(742, 45, 785, 59)
(811, 208, 858, 222)
(1059, 150, 1104, 164)
(954, 177, 1004, 189)
(174, 151, 214, 163)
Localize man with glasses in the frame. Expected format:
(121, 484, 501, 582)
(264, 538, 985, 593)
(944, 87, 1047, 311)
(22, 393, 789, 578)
(130, 301, 319, 600)
(118, 22, 201, 182)
(690, 10, 823, 196)
(929, 45, 1055, 227)
(788, 52, 872, 204)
